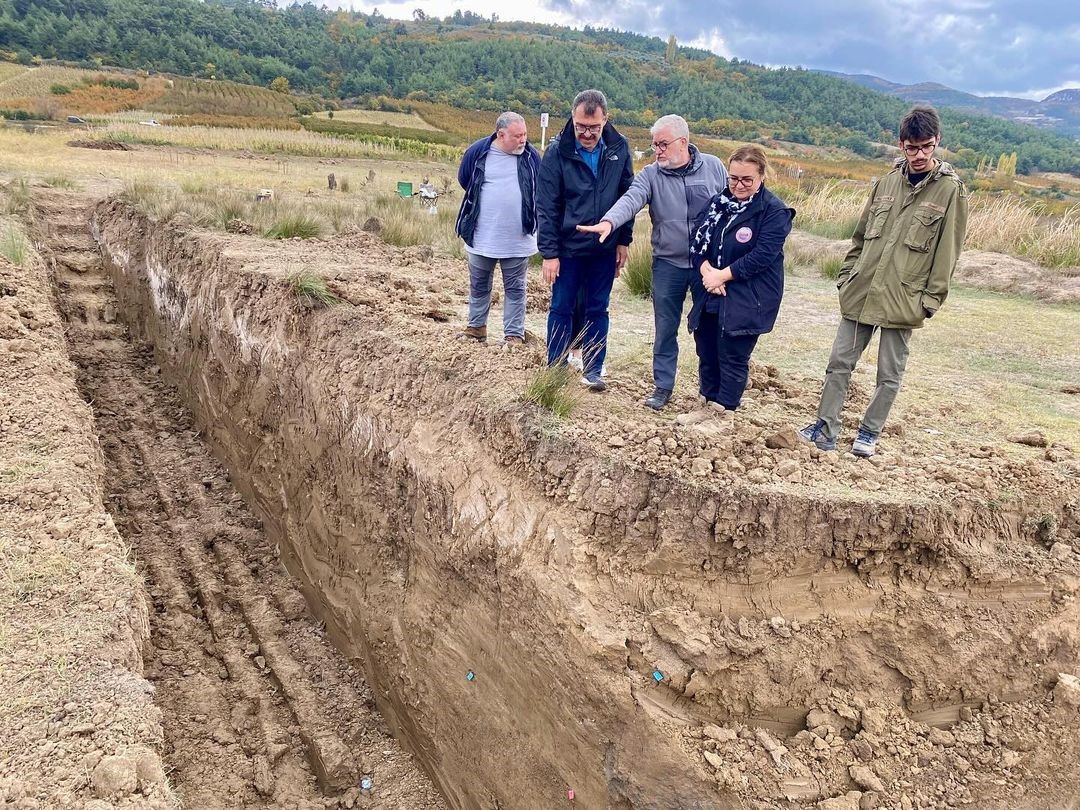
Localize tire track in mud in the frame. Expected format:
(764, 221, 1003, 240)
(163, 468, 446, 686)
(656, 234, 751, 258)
(38, 192, 447, 810)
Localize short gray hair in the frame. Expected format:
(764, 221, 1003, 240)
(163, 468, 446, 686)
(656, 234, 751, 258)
(572, 89, 608, 117)
(495, 111, 525, 132)
(650, 114, 689, 140)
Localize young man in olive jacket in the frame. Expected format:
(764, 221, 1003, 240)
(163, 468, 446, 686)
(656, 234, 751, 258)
(800, 105, 969, 457)
(537, 89, 634, 391)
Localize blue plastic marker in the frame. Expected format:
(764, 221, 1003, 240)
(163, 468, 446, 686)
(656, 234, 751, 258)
(652, 669, 663, 683)
(360, 776, 373, 791)
(466, 670, 475, 681)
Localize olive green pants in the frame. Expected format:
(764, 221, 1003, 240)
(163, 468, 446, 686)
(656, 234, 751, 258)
(817, 318, 911, 440)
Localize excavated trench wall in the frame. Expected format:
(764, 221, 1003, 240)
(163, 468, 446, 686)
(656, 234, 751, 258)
(90, 200, 1076, 809)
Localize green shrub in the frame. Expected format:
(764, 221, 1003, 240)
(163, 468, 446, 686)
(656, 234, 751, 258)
(49, 84, 71, 95)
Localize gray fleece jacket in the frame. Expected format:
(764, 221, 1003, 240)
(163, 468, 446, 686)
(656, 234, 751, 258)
(601, 144, 728, 268)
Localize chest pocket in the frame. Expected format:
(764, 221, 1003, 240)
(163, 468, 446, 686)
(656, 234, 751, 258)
(863, 195, 894, 239)
(903, 204, 945, 253)
(685, 183, 712, 219)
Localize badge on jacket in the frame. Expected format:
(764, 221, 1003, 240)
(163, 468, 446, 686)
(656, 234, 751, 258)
(735, 227, 753, 243)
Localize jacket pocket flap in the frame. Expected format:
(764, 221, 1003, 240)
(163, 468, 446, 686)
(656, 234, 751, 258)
(913, 208, 944, 226)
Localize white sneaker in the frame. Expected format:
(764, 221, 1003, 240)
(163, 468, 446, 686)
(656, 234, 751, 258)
(601, 363, 608, 378)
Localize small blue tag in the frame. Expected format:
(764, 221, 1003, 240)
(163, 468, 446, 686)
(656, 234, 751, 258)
(652, 670, 663, 682)
(466, 670, 475, 681)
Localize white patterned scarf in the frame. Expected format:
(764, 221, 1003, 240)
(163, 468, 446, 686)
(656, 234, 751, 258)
(690, 189, 755, 265)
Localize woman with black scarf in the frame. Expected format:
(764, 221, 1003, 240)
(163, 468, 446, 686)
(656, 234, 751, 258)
(687, 144, 795, 412)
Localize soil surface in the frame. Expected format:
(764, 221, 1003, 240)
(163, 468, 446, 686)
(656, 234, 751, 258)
(4, 184, 1078, 810)
(22, 191, 446, 809)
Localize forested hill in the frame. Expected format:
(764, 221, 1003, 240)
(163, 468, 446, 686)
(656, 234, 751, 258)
(1, 0, 1078, 174)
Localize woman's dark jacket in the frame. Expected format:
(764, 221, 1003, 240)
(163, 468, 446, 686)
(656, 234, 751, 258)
(688, 186, 795, 337)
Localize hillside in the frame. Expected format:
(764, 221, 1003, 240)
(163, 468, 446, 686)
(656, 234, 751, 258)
(819, 70, 1080, 137)
(0, 0, 1078, 174)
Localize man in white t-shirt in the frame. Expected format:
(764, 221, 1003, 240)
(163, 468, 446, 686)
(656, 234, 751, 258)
(455, 112, 543, 345)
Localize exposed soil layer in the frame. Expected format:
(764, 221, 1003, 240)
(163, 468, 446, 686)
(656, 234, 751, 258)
(33, 191, 445, 810)
(85, 196, 1079, 809)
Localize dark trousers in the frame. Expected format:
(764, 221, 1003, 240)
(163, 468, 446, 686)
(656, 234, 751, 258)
(546, 253, 617, 377)
(651, 258, 695, 391)
(694, 311, 759, 410)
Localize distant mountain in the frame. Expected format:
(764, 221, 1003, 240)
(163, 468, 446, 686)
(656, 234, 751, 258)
(816, 71, 1080, 137)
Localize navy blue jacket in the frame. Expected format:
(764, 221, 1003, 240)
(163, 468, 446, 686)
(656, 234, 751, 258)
(536, 117, 634, 259)
(455, 134, 542, 248)
(688, 187, 795, 337)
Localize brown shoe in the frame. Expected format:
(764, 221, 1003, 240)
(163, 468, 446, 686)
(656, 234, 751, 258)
(504, 334, 525, 345)
(462, 325, 487, 341)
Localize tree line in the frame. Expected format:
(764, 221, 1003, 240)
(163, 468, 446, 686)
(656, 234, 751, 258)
(1, 0, 1077, 174)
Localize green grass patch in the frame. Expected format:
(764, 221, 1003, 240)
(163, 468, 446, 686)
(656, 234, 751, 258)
(523, 363, 582, 418)
(287, 271, 340, 307)
(820, 255, 844, 279)
(0, 226, 28, 266)
(41, 175, 79, 190)
(265, 214, 323, 239)
(301, 115, 458, 145)
(621, 245, 652, 299)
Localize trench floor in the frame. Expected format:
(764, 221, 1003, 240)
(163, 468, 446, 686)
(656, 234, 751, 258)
(39, 191, 447, 810)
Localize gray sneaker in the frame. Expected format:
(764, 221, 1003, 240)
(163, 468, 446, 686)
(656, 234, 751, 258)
(852, 428, 878, 458)
(798, 420, 837, 451)
(581, 373, 606, 392)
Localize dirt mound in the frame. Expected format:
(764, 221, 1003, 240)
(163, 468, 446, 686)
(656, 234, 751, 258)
(85, 196, 1079, 809)
(67, 139, 132, 151)
(955, 250, 1080, 304)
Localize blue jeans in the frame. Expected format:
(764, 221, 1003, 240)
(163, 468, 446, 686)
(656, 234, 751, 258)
(694, 311, 759, 410)
(651, 258, 696, 391)
(546, 253, 617, 377)
(467, 254, 530, 339)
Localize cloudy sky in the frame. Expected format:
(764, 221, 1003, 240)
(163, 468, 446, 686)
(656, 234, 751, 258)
(343, 0, 1078, 99)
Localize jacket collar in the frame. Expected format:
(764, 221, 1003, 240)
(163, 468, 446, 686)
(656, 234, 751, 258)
(656, 142, 703, 176)
(895, 157, 958, 182)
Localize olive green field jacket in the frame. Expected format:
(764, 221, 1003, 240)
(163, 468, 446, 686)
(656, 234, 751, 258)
(836, 159, 969, 329)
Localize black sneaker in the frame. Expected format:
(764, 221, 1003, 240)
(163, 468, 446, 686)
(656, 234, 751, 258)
(580, 373, 606, 392)
(644, 387, 673, 410)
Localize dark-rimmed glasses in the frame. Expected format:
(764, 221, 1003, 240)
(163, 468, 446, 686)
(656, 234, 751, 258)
(902, 141, 938, 156)
(651, 137, 686, 153)
(728, 175, 758, 187)
(573, 122, 604, 135)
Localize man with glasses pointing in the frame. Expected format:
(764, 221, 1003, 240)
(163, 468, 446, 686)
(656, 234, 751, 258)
(799, 105, 969, 458)
(537, 89, 635, 391)
(576, 114, 728, 409)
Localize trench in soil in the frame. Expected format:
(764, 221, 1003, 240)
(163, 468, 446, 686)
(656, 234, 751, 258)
(30, 190, 1079, 810)
(39, 194, 447, 809)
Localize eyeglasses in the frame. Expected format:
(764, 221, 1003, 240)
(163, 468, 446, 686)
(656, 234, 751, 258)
(902, 141, 938, 156)
(651, 137, 686, 153)
(573, 122, 604, 135)
(728, 175, 759, 187)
